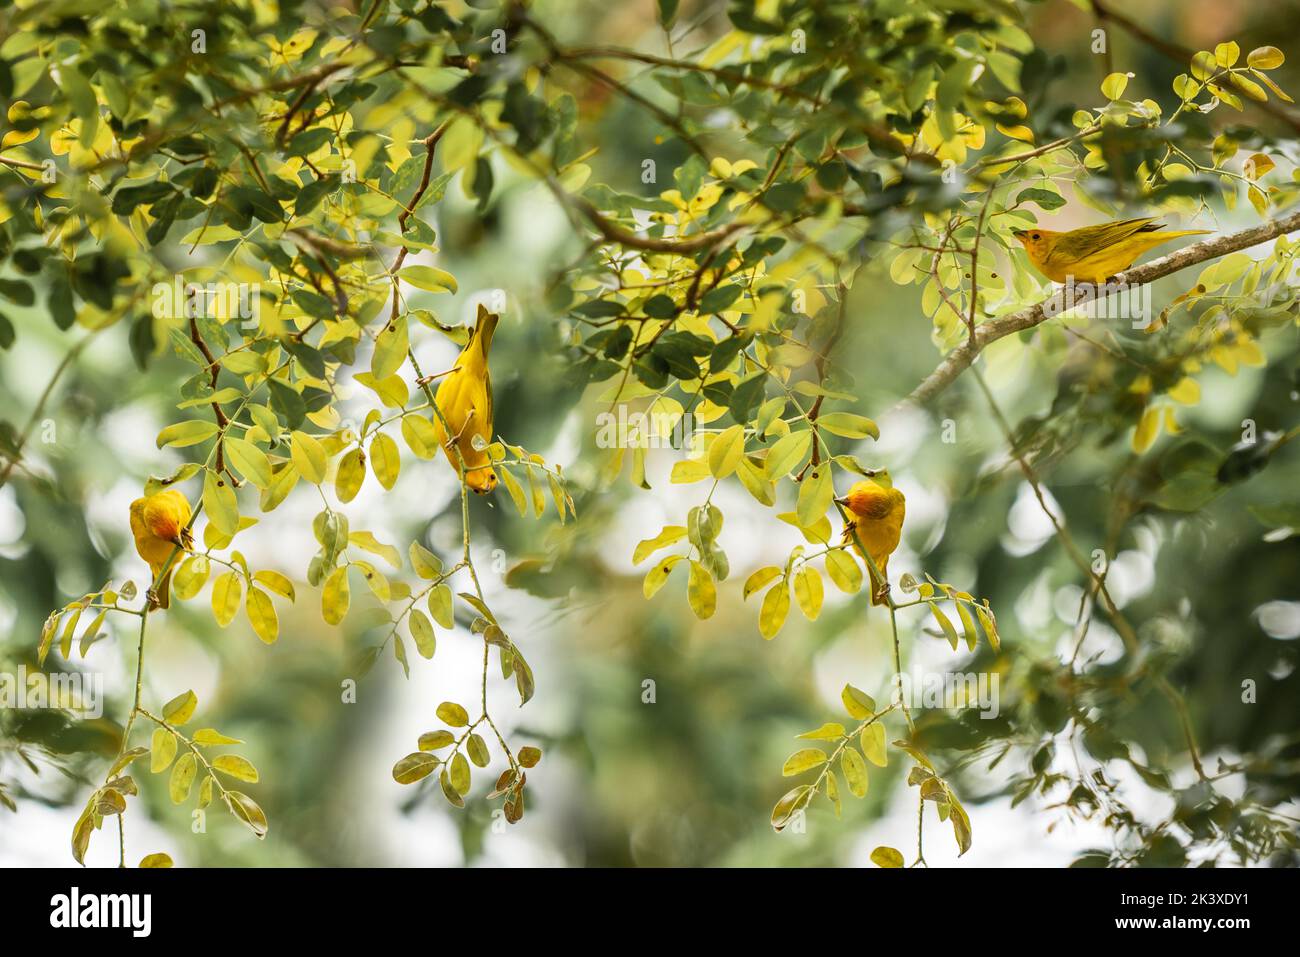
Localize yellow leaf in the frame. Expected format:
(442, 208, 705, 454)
(841, 745, 869, 797)
(707, 424, 745, 478)
(159, 697, 197, 735)
(211, 571, 242, 627)
(150, 728, 177, 773)
(291, 430, 328, 483)
(1132, 404, 1162, 453)
(366, 432, 400, 490)
(169, 752, 197, 804)
(212, 754, 259, 783)
(862, 722, 888, 767)
(825, 548, 862, 594)
(782, 748, 827, 776)
(334, 448, 366, 502)
(870, 846, 905, 868)
(759, 578, 790, 639)
(687, 561, 716, 619)
(321, 565, 350, 625)
(643, 555, 684, 599)
(793, 566, 824, 620)
(202, 470, 240, 538)
(245, 586, 279, 644)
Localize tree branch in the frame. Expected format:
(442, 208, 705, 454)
(900, 208, 1300, 407)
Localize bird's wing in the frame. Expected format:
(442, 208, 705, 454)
(143, 498, 180, 543)
(1050, 218, 1159, 265)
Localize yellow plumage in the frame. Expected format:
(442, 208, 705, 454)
(837, 479, 906, 606)
(1013, 217, 1210, 284)
(129, 488, 193, 609)
(432, 305, 499, 494)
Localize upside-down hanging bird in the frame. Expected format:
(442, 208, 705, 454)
(432, 304, 499, 494)
(129, 488, 194, 609)
(1012, 217, 1210, 284)
(836, 478, 906, 607)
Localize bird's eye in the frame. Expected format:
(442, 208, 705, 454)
(1031, 233, 1040, 240)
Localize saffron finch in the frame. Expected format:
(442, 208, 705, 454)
(432, 304, 499, 494)
(129, 488, 194, 609)
(1012, 217, 1209, 284)
(837, 479, 906, 607)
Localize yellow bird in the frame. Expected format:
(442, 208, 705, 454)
(432, 305, 499, 494)
(836, 479, 906, 607)
(129, 488, 194, 609)
(1012, 218, 1210, 284)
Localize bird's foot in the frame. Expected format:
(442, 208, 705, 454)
(416, 365, 460, 387)
(450, 409, 476, 443)
(145, 589, 162, 610)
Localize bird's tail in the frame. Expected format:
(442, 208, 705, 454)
(155, 568, 172, 609)
(869, 558, 889, 607)
(1155, 229, 1211, 239)
(472, 305, 499, 358)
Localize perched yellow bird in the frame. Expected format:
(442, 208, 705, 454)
(432, 305, 499, 494)
(836, 479, 906, 607)
(1012, 218, 1209, 284)
(129, 488, 194, 609)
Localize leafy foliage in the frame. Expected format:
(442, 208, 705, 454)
(2, 0, 1299, 868)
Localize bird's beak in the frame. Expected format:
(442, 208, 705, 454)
(833, 496, 848, 506)
(1011, 229, 1027, 240)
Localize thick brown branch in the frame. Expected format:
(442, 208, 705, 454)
(901, 208, 1300, 407)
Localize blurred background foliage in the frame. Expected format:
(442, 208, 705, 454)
(2, 0, 1300, 867)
